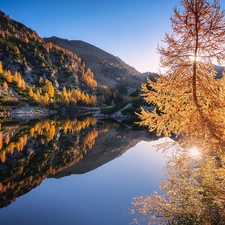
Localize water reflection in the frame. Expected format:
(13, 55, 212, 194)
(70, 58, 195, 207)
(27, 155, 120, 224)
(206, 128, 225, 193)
(0, 116, 155, 209)
(133, 149, 225, 224)
(133, 116, 225, 224)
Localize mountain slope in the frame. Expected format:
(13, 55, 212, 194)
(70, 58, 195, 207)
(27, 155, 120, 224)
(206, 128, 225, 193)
(44, 37, 144, 94)
(0, 10, 149, 107)
(0, 11, 97, 94)
(214, 65, 224, 79)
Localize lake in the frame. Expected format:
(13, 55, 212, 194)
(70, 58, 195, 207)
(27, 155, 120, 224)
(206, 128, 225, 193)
(0, 116, 167, 225)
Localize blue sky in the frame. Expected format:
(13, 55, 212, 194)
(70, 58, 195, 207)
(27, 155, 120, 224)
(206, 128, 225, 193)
(1, 0, 225, 73)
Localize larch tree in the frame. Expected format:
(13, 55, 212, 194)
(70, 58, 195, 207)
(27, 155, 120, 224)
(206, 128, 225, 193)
(6, 70, 12, 82)
(137, 0, 225, 148)
(0, 61, 3, 74)
(45, 79, 54, 98)
(134, 1, 225, 223)
(29, 87, 34, 97)
(3, 81, 8, 92)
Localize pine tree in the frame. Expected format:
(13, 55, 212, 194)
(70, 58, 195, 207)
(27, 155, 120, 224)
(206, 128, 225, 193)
(90, 95, 97, 106)
(44, 93, 49, 104)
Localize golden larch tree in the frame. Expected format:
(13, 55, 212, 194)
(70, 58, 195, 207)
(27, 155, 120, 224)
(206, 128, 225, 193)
(134, 0, 225, 223)
(137, 0, 225, 143)
(0, 61, 3, 73)
(3, 81, 8, 92)
(29, 87, 34, 97)
(6, 70, 12, 82)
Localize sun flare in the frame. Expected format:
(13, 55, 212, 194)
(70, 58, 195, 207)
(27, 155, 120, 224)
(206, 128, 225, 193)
(189, 147, 201, 158)
(189, 54, 201, 62)
(189, 55, 196, 62)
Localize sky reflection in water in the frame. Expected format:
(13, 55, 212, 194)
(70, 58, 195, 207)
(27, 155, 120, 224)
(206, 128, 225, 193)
(0, 139, 168, 225)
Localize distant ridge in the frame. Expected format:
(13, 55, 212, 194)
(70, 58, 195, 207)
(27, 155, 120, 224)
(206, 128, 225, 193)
(214, 65, 224, 79)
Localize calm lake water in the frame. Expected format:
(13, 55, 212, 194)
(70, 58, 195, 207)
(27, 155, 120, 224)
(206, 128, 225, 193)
(0, 117, 167, 225)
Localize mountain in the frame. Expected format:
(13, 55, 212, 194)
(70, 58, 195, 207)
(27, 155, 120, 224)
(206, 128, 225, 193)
(0, 10, 150, 110)
(0, 11, 97, 92)
(44, 37, 147, 95)
(0, 116, 99, 207)
(214, 65, 224, 79)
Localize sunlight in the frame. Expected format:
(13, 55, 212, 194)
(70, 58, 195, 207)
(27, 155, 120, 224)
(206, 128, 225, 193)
(188, 146, 201, 158)
(189, 55, 196, 62)
(189, 54, 201, 62)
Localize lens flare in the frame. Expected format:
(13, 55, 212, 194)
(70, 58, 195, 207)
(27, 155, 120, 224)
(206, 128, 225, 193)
(189, 146, 201, 158)
(189, 54, 201, 62)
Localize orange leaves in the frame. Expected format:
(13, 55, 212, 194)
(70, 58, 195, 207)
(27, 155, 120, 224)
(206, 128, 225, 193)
(83, 130, 99, 150)
(0, 61, 3, 74)
(81, 68, 98, 88)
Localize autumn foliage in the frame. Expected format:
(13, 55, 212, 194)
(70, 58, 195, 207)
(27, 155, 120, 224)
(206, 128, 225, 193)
(134, 0, 225, 224)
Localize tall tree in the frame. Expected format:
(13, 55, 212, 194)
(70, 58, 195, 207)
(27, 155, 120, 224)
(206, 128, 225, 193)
(0, 61, 3, 73)
(134, 1, 225, 223)
(138, 0, 225, 143)
(45, 79, 54, 98)
(29, 87, 34, 97)
(3, 81, 8, 92)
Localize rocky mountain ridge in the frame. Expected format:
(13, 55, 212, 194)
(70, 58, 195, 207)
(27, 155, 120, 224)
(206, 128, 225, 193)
(0, 10, 96, 92)
(44, 36, 142, 89)
(0, 10, 155, 108)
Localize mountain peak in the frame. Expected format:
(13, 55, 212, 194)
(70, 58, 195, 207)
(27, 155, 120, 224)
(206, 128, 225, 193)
(0, 10, 148, 108)
(44, 36, 141, 91)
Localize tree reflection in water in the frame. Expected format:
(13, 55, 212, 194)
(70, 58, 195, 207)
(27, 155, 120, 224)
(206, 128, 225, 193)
(132, 144, 225, 224)
(0, 116, 153, 209)
(133, 82, 225, 224)
(0, 116, 99, 207)
(133, 77, 225, 224)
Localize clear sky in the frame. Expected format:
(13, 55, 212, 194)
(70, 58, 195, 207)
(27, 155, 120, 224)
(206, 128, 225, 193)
(1, 0, 225, 73)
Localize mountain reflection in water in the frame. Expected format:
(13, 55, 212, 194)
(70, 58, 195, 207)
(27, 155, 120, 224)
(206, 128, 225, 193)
(0, 116, 157, 209)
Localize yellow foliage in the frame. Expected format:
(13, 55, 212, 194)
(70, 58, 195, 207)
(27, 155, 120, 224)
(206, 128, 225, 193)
(0, 132, 2, 149)
(5, 134, 10, 145)
(0, 61, 2, 74)
(29, 87, 34, 97)
(6, 70, 12, 82)
(3, 81, 8, 92)
(0, 150, 6, 163)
